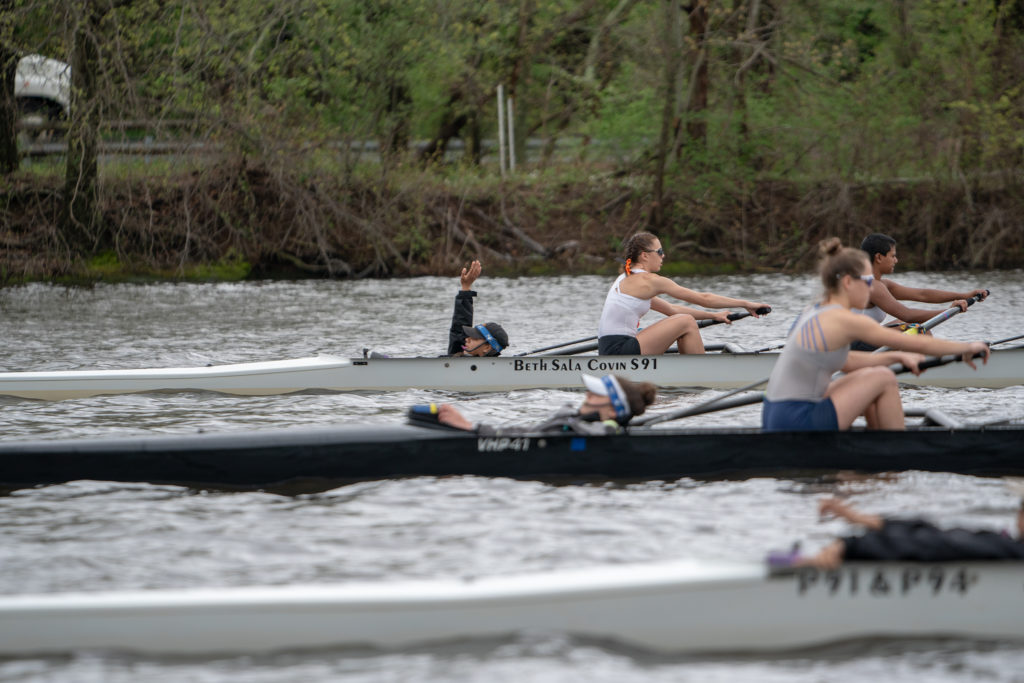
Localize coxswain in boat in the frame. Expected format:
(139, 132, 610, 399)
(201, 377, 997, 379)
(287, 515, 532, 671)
(447, 260, 509, 357)
(772, 496, 1024, 570)
(597, 232, 769, 356)
(425, 373, 656, 435)
(850, 233, 989, 351)
(762, 237, 989, 432)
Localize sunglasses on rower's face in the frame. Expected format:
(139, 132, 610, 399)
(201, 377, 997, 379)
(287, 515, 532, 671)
(858, 274, 874, 287)
(644, 248, 665, 256)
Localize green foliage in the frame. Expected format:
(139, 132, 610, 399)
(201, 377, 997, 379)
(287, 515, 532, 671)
(7, 0, 1024, 264)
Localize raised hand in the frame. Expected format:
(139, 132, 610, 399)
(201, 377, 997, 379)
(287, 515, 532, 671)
(460, 260, 482, 291)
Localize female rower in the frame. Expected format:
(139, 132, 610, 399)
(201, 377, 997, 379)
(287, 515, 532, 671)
(597, 232, 769, 355)
(427, 374, 657, 435)
(762, 238, 990, 432)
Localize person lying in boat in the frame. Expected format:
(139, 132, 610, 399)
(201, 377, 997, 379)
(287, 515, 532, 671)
(597, 231, 770, 356)
(776, 497, 1024, 570)
(427, 373, 656, 435)
(762, 237, 989, 432)
(447, 260, 510, 357)
(850, 233, 989, 351)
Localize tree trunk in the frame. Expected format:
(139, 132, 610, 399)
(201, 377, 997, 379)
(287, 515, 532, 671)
(652, 0, 683, 228)
(61, 0, 103, 248)
(683, 0, 709, 148)
(0, 42, 18, 175)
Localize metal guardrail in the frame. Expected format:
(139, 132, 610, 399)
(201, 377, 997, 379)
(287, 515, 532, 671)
(18, 128, 583, 160)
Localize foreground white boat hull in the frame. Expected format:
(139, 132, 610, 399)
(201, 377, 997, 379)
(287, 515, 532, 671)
(1, 560, 1022, 655)
(2, 348, 1022, 400)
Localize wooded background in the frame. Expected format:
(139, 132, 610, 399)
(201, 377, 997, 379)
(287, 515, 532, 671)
(2, 0, 1023, 281)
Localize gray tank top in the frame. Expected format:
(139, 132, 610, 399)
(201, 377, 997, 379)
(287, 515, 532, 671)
(766, 304, 849, 402)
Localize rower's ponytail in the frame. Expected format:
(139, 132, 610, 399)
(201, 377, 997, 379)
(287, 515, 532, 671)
(622, 232, 658, 272)
(819, 237, 869, 294)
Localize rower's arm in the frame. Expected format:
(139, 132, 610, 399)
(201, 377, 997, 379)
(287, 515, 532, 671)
(886, 280, 986, 304)
(819, 498, 884, 530)
(447, 290, 476, 355)
(651, 296, 720, 321)
(871, 280, 945, 324)
(842, 349, 920, 373)
(829, 308, 985, 360)
(659, 277, 762, 311)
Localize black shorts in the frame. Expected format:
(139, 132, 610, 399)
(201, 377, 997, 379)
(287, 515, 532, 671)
(598, 335, 642, 355)
(850, 340, 878, 352)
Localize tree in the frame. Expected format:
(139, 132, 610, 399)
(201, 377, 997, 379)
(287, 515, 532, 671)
(60, 0, 105, 247)
(0, 0, 21, 174)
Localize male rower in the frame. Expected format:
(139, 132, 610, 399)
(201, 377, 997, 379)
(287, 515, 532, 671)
(771, 496, 1024, 570)
(411, 373, 656, 436)
(851, 233, 989, 350)
(447, 260, 509, 357)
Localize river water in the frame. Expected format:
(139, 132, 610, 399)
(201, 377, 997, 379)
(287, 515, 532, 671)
(2, 271, 1024, 681)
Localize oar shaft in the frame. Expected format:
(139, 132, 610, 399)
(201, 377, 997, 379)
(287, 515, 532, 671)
(541, 308, 771, 357)
(517, 336, 597, 356)
(920, 291, 986, 331)
(541, 342, 599, 356)
(635, 392, 765, 427)
(872, 290, 988, 354)
(990, 333, 1024, 347)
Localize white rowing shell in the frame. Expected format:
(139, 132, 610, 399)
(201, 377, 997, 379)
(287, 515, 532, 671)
(1, 559, 1022, 655)
(1, 348, 1022, 400)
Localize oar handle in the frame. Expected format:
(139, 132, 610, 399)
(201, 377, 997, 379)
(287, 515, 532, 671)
(696, 307, 772, 329)
(919, 290, 988, 333)
(889, 349, 989, 375)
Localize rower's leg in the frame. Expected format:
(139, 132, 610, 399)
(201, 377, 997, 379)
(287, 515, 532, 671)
(826, 367, 904, 430)
(638, 314, 704, 354)
(865, 377, 904, 430)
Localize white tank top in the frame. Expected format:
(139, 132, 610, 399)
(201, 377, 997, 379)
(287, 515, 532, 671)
(598, 271, 651, 338)
(850, 304, 887, 324)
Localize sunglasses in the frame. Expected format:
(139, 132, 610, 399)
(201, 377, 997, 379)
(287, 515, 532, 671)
(644, 248, 665, 256)
(858, 274, 874, 287)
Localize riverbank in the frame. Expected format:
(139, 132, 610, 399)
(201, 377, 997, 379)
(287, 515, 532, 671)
(3, 161, 1022, 284)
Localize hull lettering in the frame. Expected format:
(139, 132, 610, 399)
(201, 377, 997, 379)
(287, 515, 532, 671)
(477, 437, 531, 452)
(796, 566, 978, 598)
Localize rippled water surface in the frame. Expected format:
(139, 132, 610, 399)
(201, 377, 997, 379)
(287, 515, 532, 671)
(2, 271, 1024, 681)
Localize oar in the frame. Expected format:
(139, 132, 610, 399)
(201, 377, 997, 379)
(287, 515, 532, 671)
(515, 336, 597, 356)
(632, 390, 765, 426)
(633, 350, 990, 428)
(989, 332, 1024, 347)
(871, 290, 989, 354)
(750, 342, 786, 354)
(539, 308, 772, 357)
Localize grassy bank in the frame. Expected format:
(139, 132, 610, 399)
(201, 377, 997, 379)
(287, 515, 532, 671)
(2, 159, 1023, 285)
